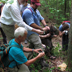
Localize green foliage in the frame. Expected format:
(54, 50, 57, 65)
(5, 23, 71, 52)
(39, 0, 71, 24)
(58, 67, 61, 69)
(0, 0, 8, 4)
(0, 0, 14, 4)
(7, 0, 14, 4)
(30, 53, 42, 71)
(52, 43, 61, 56)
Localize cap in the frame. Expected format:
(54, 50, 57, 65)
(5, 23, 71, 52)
(31, 0, 41, 6)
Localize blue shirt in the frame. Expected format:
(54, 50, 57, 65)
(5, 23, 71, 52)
(8, 39, 28, 68)
(59, 22, 70, 31)
(22, 7, 44, 38)
(20, 3, 30, 15)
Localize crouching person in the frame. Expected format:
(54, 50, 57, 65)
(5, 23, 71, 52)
(8, 27, 45, 72)
(39, 25, 58, 59)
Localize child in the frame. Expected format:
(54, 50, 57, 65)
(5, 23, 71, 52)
(39, 25, 59, 59)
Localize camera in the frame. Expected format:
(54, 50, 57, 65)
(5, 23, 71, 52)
(64, 30, 68, 35)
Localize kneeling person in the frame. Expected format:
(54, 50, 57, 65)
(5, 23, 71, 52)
(8, 27, 45, 72)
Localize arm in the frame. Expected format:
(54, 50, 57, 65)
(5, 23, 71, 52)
(10, 5, 43, 34)
(39, 33, 51, 39)
(41, 19, 47, 27)
(23, 9, 43, 31)
(23, 47, 43, 53)
(1, 6, 4, 13)
(0, 5, 4, 19)
(41, 19, 50, 30)
(24, 52, 45, 66)
(37, 10, 50, 30)
(59, 25, 65, 37)
(10, 4, 33, 31)
(52, 35, 58, 38)
(30, 23, 43, 31)
(10, 47, 44, 66)
(59, 31, 65, 37)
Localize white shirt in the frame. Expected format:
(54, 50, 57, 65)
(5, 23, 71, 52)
(1, 0, 33, 31)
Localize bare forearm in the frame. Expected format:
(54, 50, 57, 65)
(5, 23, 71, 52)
(31, 23, 43, 31)
(59, 31, 64, 37)
(39, 34, 51, 39)
(23, 47, 32, 52)
(24, 56, 39, 66)
(41, 19, 47, 26)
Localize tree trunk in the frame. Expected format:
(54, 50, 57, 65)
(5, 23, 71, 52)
(64, 0, 70, 19)
(67, 1, 72, 72)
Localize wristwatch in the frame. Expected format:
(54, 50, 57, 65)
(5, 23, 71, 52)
(32, 49, 34, 52)
(44, 25, 47, 27)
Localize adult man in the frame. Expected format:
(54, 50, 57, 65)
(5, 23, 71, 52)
(22, 0, 49, 67)
(8, 27, 45, 72)
(59, 21, 70, 51)
(0, 0, 43, 42)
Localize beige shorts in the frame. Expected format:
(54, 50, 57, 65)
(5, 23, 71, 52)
(8, 64, 30, 72)
(1, 23, 15, 42)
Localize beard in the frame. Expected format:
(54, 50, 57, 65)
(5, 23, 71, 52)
(34, 8, 37, 11)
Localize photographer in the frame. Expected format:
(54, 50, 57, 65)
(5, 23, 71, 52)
(59, 21, 70, 51)
(8, 27, 45, 72)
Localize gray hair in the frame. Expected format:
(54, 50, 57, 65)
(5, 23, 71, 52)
(14, 27, 27, 38)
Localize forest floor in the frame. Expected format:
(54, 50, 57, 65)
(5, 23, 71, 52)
(0, 23, 69, 72)
(22, 33, 68, 72)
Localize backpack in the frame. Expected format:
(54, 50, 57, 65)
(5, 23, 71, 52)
(0, 43, 19, 68)
(62, 21, 70, 24)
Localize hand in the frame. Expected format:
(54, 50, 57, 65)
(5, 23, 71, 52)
(39, 35, 45, 38)
(43, 27, 48, 31)
(53, 35, 57, 37)
(34, 49, 43, 53)
(39, 33, 51, 38)
(43, 26, 50, 31)
(42, 44, 46, 48)
(47, 33, 51, 37)
(37, 52, 45, 58)
(32, 28, 44, 34)
(63, 30, 66, 34)
(37, 29, 44, 34)
(45, 26, 50, 30)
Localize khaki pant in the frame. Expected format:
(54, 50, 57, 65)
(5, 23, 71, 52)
(24, 34, 44, 59)
(8, 64, 30, 72)
(1, 23, 15, 42)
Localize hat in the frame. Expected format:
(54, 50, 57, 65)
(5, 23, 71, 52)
(31, 0, 41, 6)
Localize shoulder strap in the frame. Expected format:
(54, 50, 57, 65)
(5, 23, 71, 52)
(9, 39, 20, 49)
(3, 45, 21, 55)
(27, 8, 33, 14)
